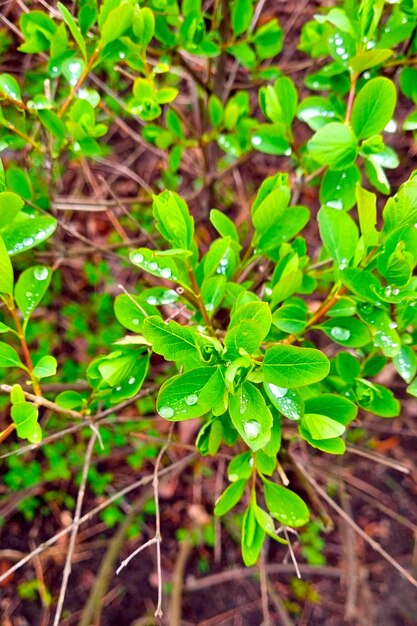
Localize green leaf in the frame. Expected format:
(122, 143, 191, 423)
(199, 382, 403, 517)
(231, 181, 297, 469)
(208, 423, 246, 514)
(252, 188, 309, 254)
(302, 413, 346, 439)
(130, 248, 191, 289)
(241, 504, 265, 566)
(351, 77, 397, 140)
(383, 175, 417, 232)
(10, 383, 25, 404)
(264, 480, 310, 527)
(143, 316, 212, 364)
(251, 123, 290, 156)
(355, 380, 400, 417)
(0, 234, 13, 296)
(308, 122, 357, 170)
(201, 275, 227, 317)
(262, 345, 330, 388)
(229, 302, 271, 345)
(272, 299, 307, 335)
(253, 18, 283, 59)
(318, 206, 359, 269)
(297, 96, 339, 131)
(156, 366, 220, 421)
(210, 209, 239, 242)
(261, 77, 298, 126)
(349, 49, 393, 74)
(152, 191, 194, 251)
(57, 2, 87, 60)
(319, 316, 371, 347)
(33, 355, 57, 379)
(320, 166, 360, 211)
(56, 390, 84, 410)
(0, 192, 24, 229)
(231, 0, 253, 37)
(100, 3, 134, 47)
(264, 383, 304, 421)
(114, 293, 159, 333)
(214, 479, 247, 516)
(2, 216, 57, 256)
(336, 352, 360, 382)
(15, 265, 51, 324)
(203, 236, 240, 279)
(11, 401, 39, 441)
(0, 342, 24, 368)
(357, 185, 378, 249)
(229, 382, 272, 451)
(393, 346, 417, 383)
(225, 320, 265, 359)
(0, 73, 22, 102)
(208, 96, 223, 128)
(304, 394, 357, 426)
(299, 426, 346, 454)
(228, 451, 253, 481)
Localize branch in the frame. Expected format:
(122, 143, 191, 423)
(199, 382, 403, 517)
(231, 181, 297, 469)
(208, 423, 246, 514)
(52, 430, 97, 626)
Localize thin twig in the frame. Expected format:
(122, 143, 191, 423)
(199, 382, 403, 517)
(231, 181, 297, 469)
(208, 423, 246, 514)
(259, 549, 271, 625)
(0, 454, 196, 585)
(292, 456, 417, 590)
(53, 431, 97, 626)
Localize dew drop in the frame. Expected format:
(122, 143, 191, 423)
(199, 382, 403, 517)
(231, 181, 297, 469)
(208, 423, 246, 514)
(132, 252, 144, 264)
(159, 406, 174, 418)
(33, 266, 49, 281)
(243, 420, 261, 440)
(330, 326, 351, 341)
(23, 237, 34, 247)
(185, 393, 198, 406)
(128, 377, 135, 385)
(268, 383, 288, 398)
(132, 318, 140, 326)
(160, 267, 172, 279)
(148, 261, 159, 271)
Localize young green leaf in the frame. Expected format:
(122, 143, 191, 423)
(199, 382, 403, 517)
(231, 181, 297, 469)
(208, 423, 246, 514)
(2, 216, 57, 256)
(318, 206, 359, 270)
(156, 366, 220, 421)
(143, 316, 214, 364)
(33, 355, 57, 379)
(229, 382, 272, 451)
(15, 265, 51, 326)
(262, 345, 330, 388)
(302, 413, 346, 439)
(0, 192, 24, 229)
(57, 2, 87, 60)
(11, 401, 41, 442)
(308, 122, 357, 170)
(264, 480, 310, 527)
(0, 235, 13, 296)
(241, 503, 265, 567)
(351, 77, 397, 140)
(0, 342, 24, 368)
(214, 478, 247, 516)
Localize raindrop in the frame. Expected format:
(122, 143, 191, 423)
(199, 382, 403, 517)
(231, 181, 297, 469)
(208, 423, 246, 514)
(128, 377, 135, 385)
(132, 318, 140, 326)
(160, 267, 172, 279)
(243, 421, 261, 440)
(185, 393, 198, 406)
(159, 406, 174, 418)
(33, 266, 49, 281)
(23, 237, 34, 247)
(268, 383, 288, 398)
(132, 252, 144, 264)
(330, 326, 351, 341)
